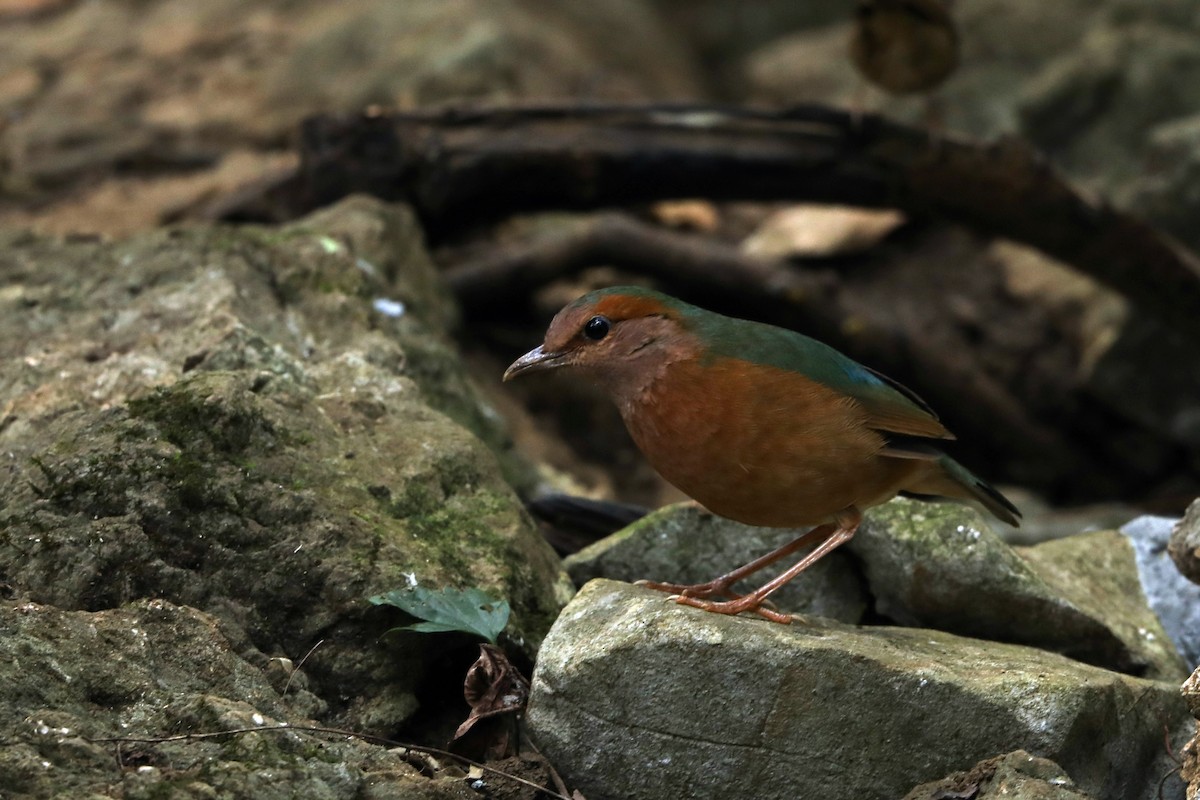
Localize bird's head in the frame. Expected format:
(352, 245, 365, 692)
(504, 287, 694, 387)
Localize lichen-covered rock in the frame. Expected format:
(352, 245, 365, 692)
(902, 751, 1095, 800)
(0, 197, 571, 734)
(1185, 735, 1198, 800)
(1185, 667, 1200, 719)
(1184, 667, 1200, 800)
(1171, 499, 1200, 587)
(0, 600, 474, 799)
(527, 580, 1187, 800)
(563, 502, 868, 622)
(849, 498, 1187, 680)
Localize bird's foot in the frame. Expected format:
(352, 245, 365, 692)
(669, 593, 793, 624)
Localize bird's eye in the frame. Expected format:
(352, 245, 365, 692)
(582, 315, 611, 341)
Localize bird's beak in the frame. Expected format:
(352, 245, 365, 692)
(503, 345, 569, 381)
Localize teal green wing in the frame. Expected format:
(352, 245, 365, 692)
(695, 312, 954, 441)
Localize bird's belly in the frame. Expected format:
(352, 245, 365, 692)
(621, 360, 917, 528)
(641, 427, 902, 528)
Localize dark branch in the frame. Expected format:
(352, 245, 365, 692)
(207, 102, 1200, 339)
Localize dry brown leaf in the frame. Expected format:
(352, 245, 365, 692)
(742, 204, 904, 259)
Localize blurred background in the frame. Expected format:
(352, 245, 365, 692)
(4, 0, 1200, 531)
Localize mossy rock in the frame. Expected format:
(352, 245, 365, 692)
(0, 198, 570, 736)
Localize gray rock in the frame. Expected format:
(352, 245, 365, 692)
(903, 750, 1095, 800)
(1123, 514, 1200, 669)
(528, 580, 1187, 800)
(0, 600, 473, 799)
(850, 498, 1187, 680)
(0, 198, 572, 734)
(563, 502, 868, 622)
(1170, 499, 1200, 586)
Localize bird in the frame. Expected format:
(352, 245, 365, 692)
(849, 0, 959, 97)
(504, 286, 1020, 623)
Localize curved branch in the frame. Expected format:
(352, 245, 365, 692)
(210, 103, 1200, 339)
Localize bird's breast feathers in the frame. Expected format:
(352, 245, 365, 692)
(618, 355, 898, 524)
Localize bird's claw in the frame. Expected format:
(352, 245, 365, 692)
(668, 593, 793, 624)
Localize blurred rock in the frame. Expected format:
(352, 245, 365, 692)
(652, 0, 848, 57)
(563, 502, 868, 623)
(1171, 499, 1200, 586)
(0, 0, 701, 235)
(269, 0, 699, 111)
(1126, 113, 1200, 251)
(527, 579, 1187, 800)
(0, 197, 571, 734)
(745, 1, 1101, 133)
(903, 751, 1094, 800)
(994, 241, 1128, 386)
(1017, 19, 1200, 190)
(989, 487, 1137, 546)
(744, 24, 860, 110)
(850, 498, 1187, 680)
(1086, 314, 1200, 451)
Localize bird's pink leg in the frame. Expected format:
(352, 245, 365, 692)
(636, 523, 836, 600)
(670, 508, 863, 624)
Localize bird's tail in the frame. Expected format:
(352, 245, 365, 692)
(911, 454, 1022, 527)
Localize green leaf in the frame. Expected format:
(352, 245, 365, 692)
(369, 586, 510, 644)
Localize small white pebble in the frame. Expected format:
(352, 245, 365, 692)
(252, 712, 265, 726)
(372, 297, 406, 318)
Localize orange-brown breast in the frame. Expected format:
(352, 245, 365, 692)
(617, 355, 923, 527)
